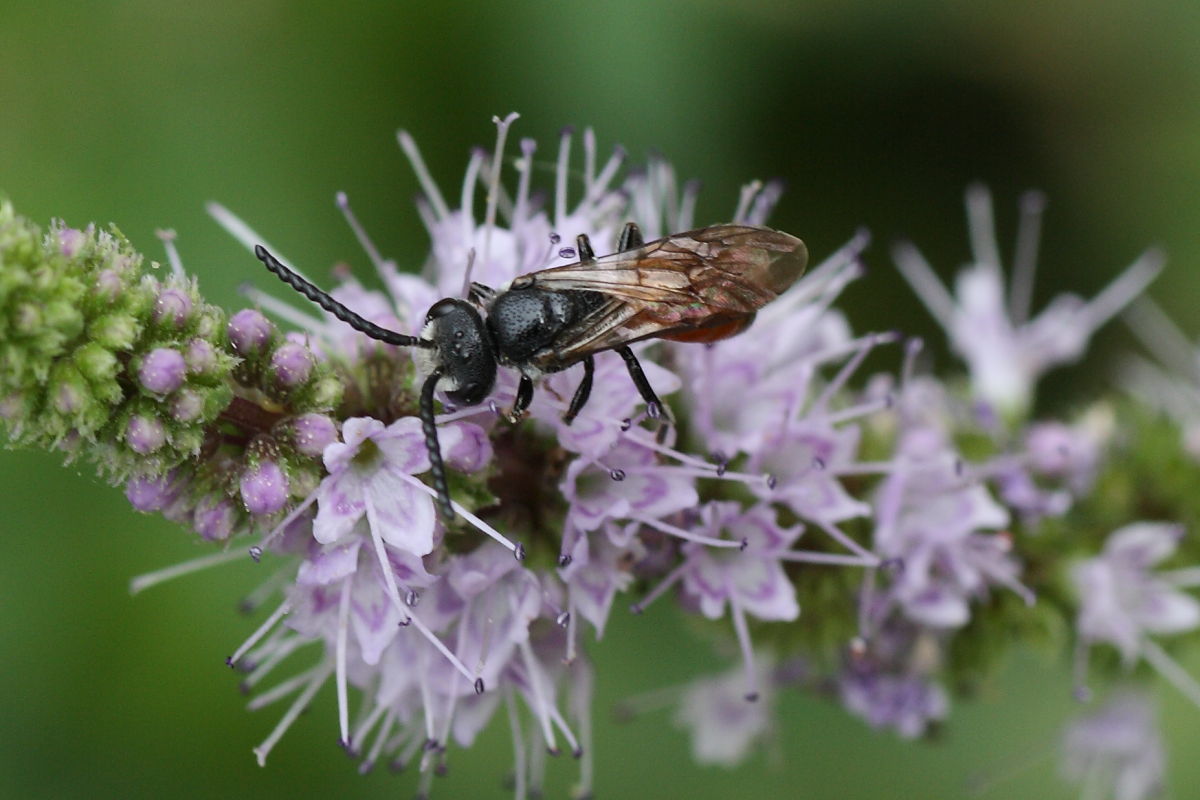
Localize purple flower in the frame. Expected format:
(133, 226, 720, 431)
(227, 309, 275, 356)
(1073, 523, 1200, 665)
(673, 658, 776, 766)
(561, 438, 698, 532)
(1061, 692, 1164, 800)
(839, 666, 948, 739)
(153, 287, 192, 327)
(894, 185, 1162, 416)
(288, 413, 339, 458)
(269, 341, 315, 387)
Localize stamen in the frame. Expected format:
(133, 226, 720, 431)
(583, 145, 626, 207)
(727, 591, 760, 701)
(777, 550, 880, 567)
(239, 566, 294, 615)
(564, 596, 578, 664)
(1076, 249, 1165, 338)
(901, 337, 924, 388)
(824, 397, 893, 426)
(893, 242, 956, 331)
(1141, 639, 1200, 709)
(240, 633, 306, 692)
(513, 138, 537, 231)
(813, 518, 875, 561)
(678, 178, 700, 231)
(554, 127, 573, 228)
(582, 128, 597, 196)
(505, 689, 529, 800)
(246, 663, 322, 710)
(1124, 298, 1200, 380)
(262, 492, 319, 549)
(1009, 190, 1046, 324)
(810, 331, 898, 413)
(156, 229, 185, 281)
(335, 578, 352, 747)
(361, 709, 397, 773)
(965, 183, 1003, 269)
(397, 130, 451, 221)
(517, 637, 559, 753)
(732, 180, 763, 224)
(207, 202, 312, 283)
(631, 514, 745, 549)
(252, 659, 334, 766)
(570, 661, 595, 796)
(130, 548, 252, 595)
(630, 561, 688, 615)
(350, 700, 389, 754)
(483, 112, 520, 267)
(459, 248, 477, 300)
(1160, 567, 1200, 588)
(745, 179, 784, 225)
(459, 148, 486, 243)
(392, 470, 522, 555)
(336, 191, 391, 277)
(546, 701, 582, 758)
(227, 599, 292, 667)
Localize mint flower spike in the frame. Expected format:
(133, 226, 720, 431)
(893, 185, 1163, 419)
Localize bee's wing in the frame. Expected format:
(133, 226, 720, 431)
(523, 225, 807, 362)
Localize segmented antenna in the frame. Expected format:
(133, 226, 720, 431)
(419, 370, 454, 520)
(253, 245, 433, 348)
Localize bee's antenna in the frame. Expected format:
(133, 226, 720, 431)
(254, 245, 433, 349)
(419, 370, 455, 521)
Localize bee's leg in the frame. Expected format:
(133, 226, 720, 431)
(576, 234, 595, 262)
(562, 356, 596, 425)
(617, 222, 644, 252)
(419, 369, 455, 521)
(508, 374, 534, 423)
(616, 346, 672, 439)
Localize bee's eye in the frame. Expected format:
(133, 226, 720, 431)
(426, 299, 461, 322)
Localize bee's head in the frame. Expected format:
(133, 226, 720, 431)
(416, 298, 497, 406)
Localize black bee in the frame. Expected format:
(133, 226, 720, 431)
(254, 222, 807, 521)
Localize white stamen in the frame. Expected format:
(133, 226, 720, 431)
(261, 493, 319, 549)
(228, 599, 292, 667)
(813, 518, 875, 561)
(505, 689, 529, 800)
(1141, 638, 1200, 709)
(363, 708, 396, 769)
(513, 138, 537, 231)
(247, 663, 321, 711)
(727, 591, 760, 701)
(241, 634, 306, 691)
(350, 693, 388, 752)
(732, 180, 763, 224)
(570, 661, 595, 795)
(459, 248, 477, 300)
(335, 578, 352, 747)
(546, 701, 581, 757)
(631, 561, 688, 614)
(583, 128, 597, 195)
(1160, 567, 1200, 588)
(1125, 298, 1200, 381)
(417, 646, 439, 746)
(1009, 190, 1046, 324)
(459, 149, 485, 243)
(483, 112, 519, 267)
(901, 337, 924, 388)
(631, 514, 745, 549)
(857, 564, 879, 640)
(678, 179, 700, 231)
(252, 660, 334, 766)
(893, 242, 956, 331)
(824, 397, 893, 426)
(392, 470, 521, 554)
(583, 145, 626, 207)
(1075, 249, 1164, 335)
(565, 594, 578, 663)
(129, 548, 252, 595)
(966, 183, 1003, 269)
(156, 229, 185, 281)
(554, 128, 573, 228)
(517, 636, 558, 752)
(415, 195, 439, 238)
(336, 191, 391, 277)
(397, 130, 451, 221)
(207, 202, 312, 283)
(777, 550, 880, 567)
(810, 332, 897, 413)
(831, 461, 897, 477)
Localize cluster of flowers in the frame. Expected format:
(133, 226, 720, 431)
(3, 114, 1200, 799)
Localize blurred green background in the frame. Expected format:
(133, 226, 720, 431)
(3, 1, 1200, 797)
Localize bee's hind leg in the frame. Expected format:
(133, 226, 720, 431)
(562, 356, 595, 425)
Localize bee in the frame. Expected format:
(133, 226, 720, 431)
(254, 222, 807, 521)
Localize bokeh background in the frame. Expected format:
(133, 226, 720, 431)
(3, 1, 1199, 797)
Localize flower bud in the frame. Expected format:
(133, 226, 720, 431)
(184, 338, 217, 375)
(138, 348, 187, 395)
(308, 375, 344, 411)
(49, 364, 90, 415)
(269, 342, 315, 388)
(228, 309, 274, 356)
(73, 342, 118, 384)
(90, 313, 142, 350)
(58, 227, 85, 257)
(193, 496, 236, 541)
(92, 269, 123, 303)
(240, 460, 290, 515)
(289, 413, 338, 457)
(125, 472, 183, 512)
(153, 287, 193, 327)
(170, 388, 205, 422)
(125, 414, 166, 454)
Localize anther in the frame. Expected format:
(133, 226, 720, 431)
(514, 542, 527, 561)
(620, 418, 632, 431)
(557, 553, 573, 568)
(744, 692, 760, 703)
(558, 247, 576, 259)
(765, 474, 778, 490)
(556, 611, 571, 627)
(399, 617, 412, 627)
(474, 677, 486, 695)
(739, 537, 749, 552)
(248, 545, 263, 563)
(405, 589, 420, 607)
(646, 401, 663, 419)
(549, 232, 561, 245)
(572, 747, 584, 759)
(609, 468, 626, 481)
(629, 603, 644, 615)
(812, 456, 827, 470)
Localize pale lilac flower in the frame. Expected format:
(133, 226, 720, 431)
(560, 438, 698, 533)
(1123, 298, 1200, 461)
(137, 347, 186, 395)
(1073, 523, 1200, 705)
(839, 666, 948, 739)
(894, 186, 1162, 417)
(1061, 692, 1165, 800)
(673, 657, 777, 767)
